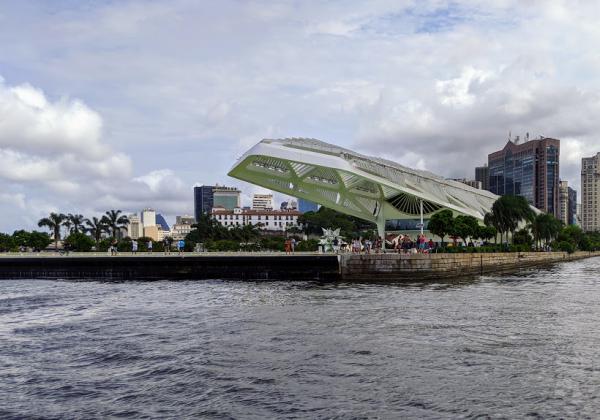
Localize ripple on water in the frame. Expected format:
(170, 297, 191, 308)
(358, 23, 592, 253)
(1, 258, 600, 418)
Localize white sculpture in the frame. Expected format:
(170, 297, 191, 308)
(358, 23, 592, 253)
(319, 228, 343, 252)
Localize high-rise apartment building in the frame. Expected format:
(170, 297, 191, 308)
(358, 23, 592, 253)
(252, 193, 274, 210)
(559, 181, 570, 225)
(194, 185, 215, 221)
(488, 136, 560, 217)
(141, 208, 156, 227)
(475, 165, 490, 191)
(581, 153, 600, 231)
(213, 186, 241, 210)
(568, 186, 577, 226)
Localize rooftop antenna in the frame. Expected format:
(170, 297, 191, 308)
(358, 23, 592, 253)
(508, 130, 512, 142)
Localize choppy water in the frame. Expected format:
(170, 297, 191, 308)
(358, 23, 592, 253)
(1, 258, 600, 419)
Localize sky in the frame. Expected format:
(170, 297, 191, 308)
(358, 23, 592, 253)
(1, 0, 600, 232)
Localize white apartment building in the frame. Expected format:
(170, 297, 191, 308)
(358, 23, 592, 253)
(141, 208, 156, 227)
(252, 193, 274, 210)
(581, 153, 600, 232)
(212, 207, 301, 231)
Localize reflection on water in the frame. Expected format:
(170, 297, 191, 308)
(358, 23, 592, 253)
(1, 258, 600, 418)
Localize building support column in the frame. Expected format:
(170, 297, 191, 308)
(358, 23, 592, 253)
(420, 199, 424, 235)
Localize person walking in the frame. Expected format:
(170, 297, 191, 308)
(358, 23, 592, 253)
(110, 239, 118, 256)
(284, 238, 291, 255)
(132, 239, 138, 255)
(147, 239, 153, 254)
(290, 237, 296, 253)
(163, 237, 171, 255)
(177, 239, 185, 255)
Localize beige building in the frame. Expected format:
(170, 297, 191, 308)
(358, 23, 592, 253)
(213, 186, 241, 210)
(558, 181, 569, 226)
(252, 193, 274, 210)
(127, 214, 143, 239)
(582, 153, 600, 232)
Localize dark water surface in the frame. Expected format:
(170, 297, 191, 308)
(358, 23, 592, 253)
(2, 258, 600, 419)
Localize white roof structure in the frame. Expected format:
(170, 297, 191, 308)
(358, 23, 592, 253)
(228, 138, 500, 236)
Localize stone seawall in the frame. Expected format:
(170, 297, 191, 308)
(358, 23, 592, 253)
(340, 251, 600, 281)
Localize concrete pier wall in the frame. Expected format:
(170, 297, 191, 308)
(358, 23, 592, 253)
(0, 251, 599, 281)
(0, 255, 340, 281)
(339, 251, 600, 281)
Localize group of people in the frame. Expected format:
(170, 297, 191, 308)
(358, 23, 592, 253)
(330, 237, 384, 254)
(108, 238, 186, 256)
(284, 237, 296, 254)
(391, 234, 437, 254)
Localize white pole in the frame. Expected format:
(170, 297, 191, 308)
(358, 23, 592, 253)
(420, 199, 424, 235)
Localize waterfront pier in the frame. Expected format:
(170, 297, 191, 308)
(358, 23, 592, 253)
(0, 251, 599, 281)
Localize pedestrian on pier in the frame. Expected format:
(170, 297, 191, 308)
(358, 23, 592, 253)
(291, 237, 296, 253)
(132, 239, 138, 255)
(163, 237, 171, 255)
(284, 238, 292, 254)
(177, 239, 185, 255)
(147, 239, 153, 253)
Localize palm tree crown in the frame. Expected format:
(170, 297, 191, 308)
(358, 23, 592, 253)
(38, 212, 67, 249)
(85, 217, 108, 243)
(102, 210, 129, 238)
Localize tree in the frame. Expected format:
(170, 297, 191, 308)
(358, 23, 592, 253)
(531, 213, 562, 247)
(102, 210, 129, 239)
(63, 232, 95, 252)
(451, 215, 480, 245)
(513, 228, 533, 246)
(298, 207, 375, 239)
(38, 212, 67, 250)
(488, 196, 535, 244)
(477, 225, 497, 243)
(427, 209, 454, 245)
(0, 233, 15, 252)
(67, 214, 85, 234)
(85, 217, 107, 244)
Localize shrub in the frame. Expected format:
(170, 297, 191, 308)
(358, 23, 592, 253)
(63, 232, 95, 252)
(556, 241, 575, 254)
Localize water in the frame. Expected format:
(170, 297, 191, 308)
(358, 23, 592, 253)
(1, 258, 600, 419)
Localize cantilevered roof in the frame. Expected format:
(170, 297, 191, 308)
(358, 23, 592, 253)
(228, 138, 500, 227)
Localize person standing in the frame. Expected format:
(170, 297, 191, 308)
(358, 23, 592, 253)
(147, 239, 153, 254)
(163, 237, 171, 255)
(290, 237, 296, 253)
(132, 239, 138, 255)
(177, 239, 185, 255)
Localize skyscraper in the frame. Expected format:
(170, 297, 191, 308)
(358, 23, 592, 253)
(559, 181, 569, 225)
(488, 136, 560, 217)
(475, 165, 489, 191)
(194, 185, 214, 221)
(581, 152, 600, 232)
(568, 186, 577, 226)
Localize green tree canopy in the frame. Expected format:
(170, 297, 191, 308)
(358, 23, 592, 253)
(427, 209, 454, 245)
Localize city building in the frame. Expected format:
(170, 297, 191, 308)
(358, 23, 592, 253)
(156, 213, 170, 231)
(449, 178, 482, 190)
(488, 136, 560, 217)
(559, 181, 569, 226)
(171, 214, 195, 241)
(298, 198, 319, 213)
(577, 203, 583, 226)
(213, 185, 241, 210)
(127, 214, 143, 239)
(176, 215, 196, 225)
(194, 185, 214, 221)
(252, 193, 274, 210)
(212, 207, 302, 231)
(143, 225, 160, 241)
(228, 138, 503, 238)
(568, 186, 577, 226)
(581, 152, 600, 231)
(141, 208, 156, 228)
(475, 165, 490, 191)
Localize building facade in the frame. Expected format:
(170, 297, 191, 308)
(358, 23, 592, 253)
(252, 193, 274, 210)
(450, 178, 482, 190)
(488, 137, 560, 217)
(212, 207, 301, 231)
(127, 214, 143, 239)
(475, 165, 490, 191)
(559, 181, 569, 226)
(213, 186, 241, 210)
(581, 153, 600, 232)
(141, 208, 156, 227)
(298, 198, 319, 213)
(568, 186, 577, 226)
(194, 185, 214, 221)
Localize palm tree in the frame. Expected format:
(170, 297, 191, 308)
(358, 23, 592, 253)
(102, 210, 129, 239)
(38, 212, 67, 250)
(85, 217, 107, 244)
(68, 214, 86, 234)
